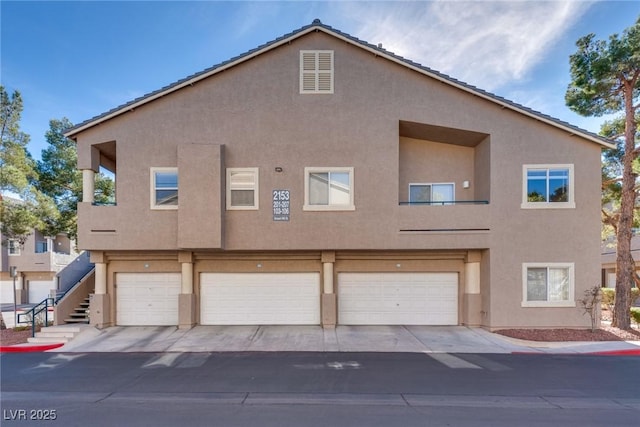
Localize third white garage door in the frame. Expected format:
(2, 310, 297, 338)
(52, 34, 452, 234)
(338, 272, 458, 325)
(200, 273, 320, 325)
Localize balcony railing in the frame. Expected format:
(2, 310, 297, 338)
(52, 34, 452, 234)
(399, 200, 489, 206)
(397, 201, 491, 234)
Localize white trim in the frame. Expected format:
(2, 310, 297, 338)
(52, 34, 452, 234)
(226, 167, 259, 210)
(150, 167, 179, 210)
(408, 182, 455, 205)
(300, 50, 334, 94)
(303, 167, 355, 211)
(7, 239, 20, 256)
(521, 164, 575, 209)
(521, 262, 575, 308)
(63, 24, 615, 149)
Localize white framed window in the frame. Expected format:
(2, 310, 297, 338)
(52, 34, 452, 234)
(304, 167, 355, 211)
(409, 183, 455, 205)
(150, 167, 178, 209)
(300, 50, 334, 94)
(8, 239, 20, 256)
(522, 263, 575, 307)
(522, 164, 575, 209)
(36, 241, 48, 253)
(226, 168, 259, 210)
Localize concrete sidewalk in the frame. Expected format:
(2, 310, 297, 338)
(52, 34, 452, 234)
(49, 325, 640, 354)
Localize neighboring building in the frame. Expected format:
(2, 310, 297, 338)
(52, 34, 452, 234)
(64, 20, 613, 330)
(601, 235, 640, 288)
(0, 228, 77, 305)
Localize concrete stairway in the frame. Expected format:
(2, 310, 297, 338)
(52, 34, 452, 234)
(64, 297, 90, 324)
(27, 325, 86, 345)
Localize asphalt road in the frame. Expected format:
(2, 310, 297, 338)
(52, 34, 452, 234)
(1, 351, 638, 426)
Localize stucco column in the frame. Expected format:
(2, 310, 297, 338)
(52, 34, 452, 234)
(321, 251, 336, 328)
(82, 169, 95, 203)
(178, 251, 196, 329)
(14, 274, 25, 304)
(94, 262, 107, 295)
(90, 260, 110, 328)
(464, 251, 482, 326)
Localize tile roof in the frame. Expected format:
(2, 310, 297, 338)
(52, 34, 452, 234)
(64, 19, 615, 149)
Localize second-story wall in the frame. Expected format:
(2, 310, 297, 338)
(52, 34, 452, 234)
(73, 30, 603, 255)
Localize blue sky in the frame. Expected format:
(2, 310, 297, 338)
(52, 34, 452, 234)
(2, 1, 639, 159)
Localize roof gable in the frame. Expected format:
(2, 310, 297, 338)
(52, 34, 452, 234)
(64, 19, 614, 149)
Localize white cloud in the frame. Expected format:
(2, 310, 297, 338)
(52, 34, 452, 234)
(332, 0, 593, 91)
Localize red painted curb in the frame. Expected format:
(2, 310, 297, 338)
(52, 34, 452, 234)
(587, 349, 640, 356)
(512, 349, 640, 356)
(0, 343, 64, 353)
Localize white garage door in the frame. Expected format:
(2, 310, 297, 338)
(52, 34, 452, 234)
(338, 272, 458, 325)
(200, 273, 320, 325)
(28, 280, 55, 303)
(116, 273, 181, 326)
(1, 281, 15, 304)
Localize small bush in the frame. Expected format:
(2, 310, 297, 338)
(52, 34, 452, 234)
(631, 308, 640, 326)
(600, 287, 640, 310)
(601, 288, 615, 310)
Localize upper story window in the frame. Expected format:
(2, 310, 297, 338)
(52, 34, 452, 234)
(522, 263, 575, 307)
(36, 241, 48, 253)
(409, 183, 455, 206)
(300, 50, 334, 94)
(8, 239, 20, 256)
(522, 164, 575, 209)
(227, 168, 259, 210)
(304, 167, 355, 211)
(150, 167, 178, 209)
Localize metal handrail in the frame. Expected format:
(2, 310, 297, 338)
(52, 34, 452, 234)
(55, 267, 95, 304)
(399, 200, 489, 205)
(17, 298, 55, 337)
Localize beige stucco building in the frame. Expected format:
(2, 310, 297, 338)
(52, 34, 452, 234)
(1, 229, 76, 305)
(65, 20, 613, 330)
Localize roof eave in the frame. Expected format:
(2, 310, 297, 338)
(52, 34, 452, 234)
(64, 22, 616, 150)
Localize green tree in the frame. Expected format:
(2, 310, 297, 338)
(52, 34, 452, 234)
(36, 118, 114, 239)
(566, 17, 640, 329)
(0, 87, 63, 246)
(0, 86, 37, 196)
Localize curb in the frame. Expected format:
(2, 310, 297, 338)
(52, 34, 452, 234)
(512, 348, 640, 356)
(0, 343, 64, 353)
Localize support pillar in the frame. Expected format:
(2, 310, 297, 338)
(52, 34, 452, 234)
(464, 251, 482, 326)
(321, 251, 337, 328)
(89, 256, 110, 328)
(14, 274, 25, 305)
(82, 169, 95, 203)
(178, 251, 196, 329)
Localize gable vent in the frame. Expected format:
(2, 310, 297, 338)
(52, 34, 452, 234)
(300, 50, 334, 94)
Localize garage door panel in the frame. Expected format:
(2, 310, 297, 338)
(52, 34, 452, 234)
(116, 273, 181, 326)
(338, 273, 458, 325)
(201, 273, 320, 325)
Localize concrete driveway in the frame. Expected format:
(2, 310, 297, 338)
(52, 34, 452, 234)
(47, 324, 637, 354)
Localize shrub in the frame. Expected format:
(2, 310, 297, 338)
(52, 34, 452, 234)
(601, 288, 615, 310)
(631, 308, 640, 326)
(600, 287, 640, 311)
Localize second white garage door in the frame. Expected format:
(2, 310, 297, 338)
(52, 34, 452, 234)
(200, 273, 320, 325)
(338, 272, 458, 325)
(28, 280, 55, 303)
(116, 273, 181, 326)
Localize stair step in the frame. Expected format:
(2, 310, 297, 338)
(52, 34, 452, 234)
(64, 318, 90, 324)
(35, 331, 76, 338)
(40, 325, 83, 333)
(28, 337, 69, 344)
(69, 312, 88, 317)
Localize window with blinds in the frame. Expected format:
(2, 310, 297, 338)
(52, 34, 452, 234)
(227, 168, 259, 210)
(300, 50, 334, 94)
